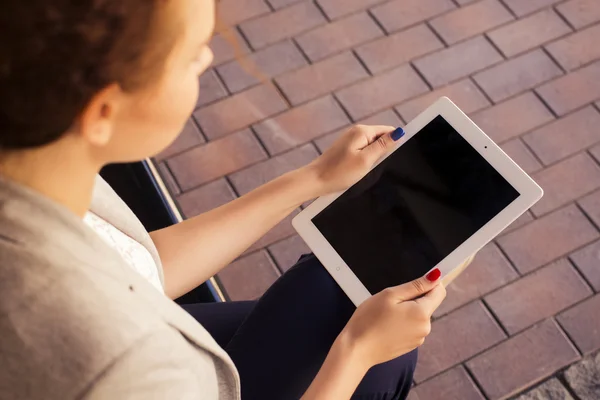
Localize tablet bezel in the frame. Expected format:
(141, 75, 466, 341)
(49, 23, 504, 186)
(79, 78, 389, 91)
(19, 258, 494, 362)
(292, 97, 543, 306)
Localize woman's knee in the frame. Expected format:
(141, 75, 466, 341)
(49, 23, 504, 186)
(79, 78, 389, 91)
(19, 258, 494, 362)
(281, 254, 355, 311)
(257, 253, 356, 338)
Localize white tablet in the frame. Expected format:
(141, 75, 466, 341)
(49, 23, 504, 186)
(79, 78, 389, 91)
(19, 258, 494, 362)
(293, 97, 543, 306)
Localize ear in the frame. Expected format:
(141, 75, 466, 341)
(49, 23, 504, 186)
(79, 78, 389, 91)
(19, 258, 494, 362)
(78, 83, 123, 147)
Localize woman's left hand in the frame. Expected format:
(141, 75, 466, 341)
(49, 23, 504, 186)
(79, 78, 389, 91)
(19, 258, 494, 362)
(306, 125, 404, 196)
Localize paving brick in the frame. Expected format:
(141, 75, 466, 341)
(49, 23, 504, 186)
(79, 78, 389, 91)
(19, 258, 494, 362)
(579, 189, 600, 231)
(371, 0, 456, 34)
(430, 0, 514, 45)
(500, 138, 543, 174)
(197, 70, 228, 108)
(531, 153, 600, 216)
(268, 0, 304, 9)
(486, 259, 592, 334)
(564, 352, 600, 400)
(497, 205, 599, 274)
(296, 13, 383, 62)
(216, 41, 307, 93)
(356, 24, 443, 74)
(268, 235, 311, 271)
(246, 209, 301, 254)
(155, 119, 205, 161)
(536, 61, 600, 116)
(473, 50, 563, 102)
(217, 0, 270, 26)
(239, 2, 326, 49)
(570, 240, 600, 292)
(168, 129, 267, 190)
(488, 9, 572, 57)
(547, 24, 600, 71)
(276, 52, 368, 105)
(414, 36, 503, 88)
(501, 210, 535, 235)
(410, 366, 485, 400)
(434, 243, 518, 318)
(396, 79, 491, 122)
(591, 142, 600, 163)
(254, 96, 349, 154)
(472, 92, 554, 143)
(559, 295, 600, 354)
(467, 319, 580, 400)
(314, 109, 403, 152)
(396, 79, 490, 122)
(218, 251, 280, 301)
(176, 179, 237, 218)
(316, 0, 385, 20)
(557, 0, 600, 29)
(502, 0, 563, 17)
(229, 144, 320, 195)
(353, 109, 405, 129)
(194, 84, 288, 139)
(210, 30, 250, 66)
(514, 378, 575, 400)
(336, 64, 429, 120)
(523, 107, 600, 165)
(414, 301, 506, 382)
(157, 162, 181, 196)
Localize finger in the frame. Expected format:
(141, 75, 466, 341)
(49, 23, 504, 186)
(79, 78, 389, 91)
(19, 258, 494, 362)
(387, 269, 442, 302)
(362, 126, 405, 164)
(350, 125, 395, 149)
(360, 125, 396, 145)
(414, 284, 447, 315)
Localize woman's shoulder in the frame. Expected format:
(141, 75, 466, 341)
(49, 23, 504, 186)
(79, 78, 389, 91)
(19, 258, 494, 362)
(0, 238, 164, 345)
(0, 241, 204, 399)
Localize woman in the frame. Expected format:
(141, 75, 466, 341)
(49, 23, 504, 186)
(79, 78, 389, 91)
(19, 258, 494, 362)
(0, 1, 471, 399)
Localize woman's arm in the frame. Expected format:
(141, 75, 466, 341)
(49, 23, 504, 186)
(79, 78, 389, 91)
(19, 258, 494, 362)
(301, 333, 370, 400)
(151, 125, 400, 299)
(150, 167, 321, 299)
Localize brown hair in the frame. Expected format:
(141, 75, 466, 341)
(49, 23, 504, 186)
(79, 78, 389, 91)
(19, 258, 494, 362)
(0, 1, 176, 150)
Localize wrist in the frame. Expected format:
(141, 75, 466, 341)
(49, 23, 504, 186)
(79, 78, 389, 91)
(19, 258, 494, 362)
(333, 329, 373, 373)
(287, 165, 326, 204)
(301, 330, 371, 400)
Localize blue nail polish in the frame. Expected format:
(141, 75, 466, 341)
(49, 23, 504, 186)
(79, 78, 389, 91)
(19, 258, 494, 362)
(391, 127, 405, 141)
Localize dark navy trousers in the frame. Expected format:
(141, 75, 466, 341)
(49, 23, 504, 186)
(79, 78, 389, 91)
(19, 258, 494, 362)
(183, 255, 417, 400)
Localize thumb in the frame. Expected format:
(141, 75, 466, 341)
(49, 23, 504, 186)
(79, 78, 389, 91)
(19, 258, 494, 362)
(363, 127, 405, 164)
(388, 268, 442, 302)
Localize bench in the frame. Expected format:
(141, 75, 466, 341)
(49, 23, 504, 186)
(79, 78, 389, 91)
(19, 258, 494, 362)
(100, 159, 225, 304)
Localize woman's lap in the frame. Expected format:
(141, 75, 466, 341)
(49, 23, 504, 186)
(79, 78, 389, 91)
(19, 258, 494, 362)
(183, 255, 417, 400)
(182, 300, 256, 349)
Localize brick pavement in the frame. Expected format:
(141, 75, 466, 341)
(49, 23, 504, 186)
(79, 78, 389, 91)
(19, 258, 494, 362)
(154, 0, 600, 398)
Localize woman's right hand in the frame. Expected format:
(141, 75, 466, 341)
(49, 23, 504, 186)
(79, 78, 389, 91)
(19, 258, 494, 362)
(341, 271, 446, 368)
(301, 272, 446, 400)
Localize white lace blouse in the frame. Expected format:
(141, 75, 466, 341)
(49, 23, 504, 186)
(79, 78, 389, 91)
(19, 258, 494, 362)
(84, 211, 164, 293)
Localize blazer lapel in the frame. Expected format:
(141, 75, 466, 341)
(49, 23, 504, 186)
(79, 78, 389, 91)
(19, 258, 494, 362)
(90, 176, 165, 286)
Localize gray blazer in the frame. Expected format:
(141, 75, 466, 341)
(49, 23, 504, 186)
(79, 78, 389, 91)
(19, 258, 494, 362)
(0, 175, 240, 399)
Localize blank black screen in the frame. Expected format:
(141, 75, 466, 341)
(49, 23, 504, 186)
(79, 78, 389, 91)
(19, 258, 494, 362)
(312, 116, 519, 294)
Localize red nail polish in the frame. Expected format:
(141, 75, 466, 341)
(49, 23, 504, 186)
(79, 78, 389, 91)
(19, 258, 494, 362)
(426, 268, 441, 282)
